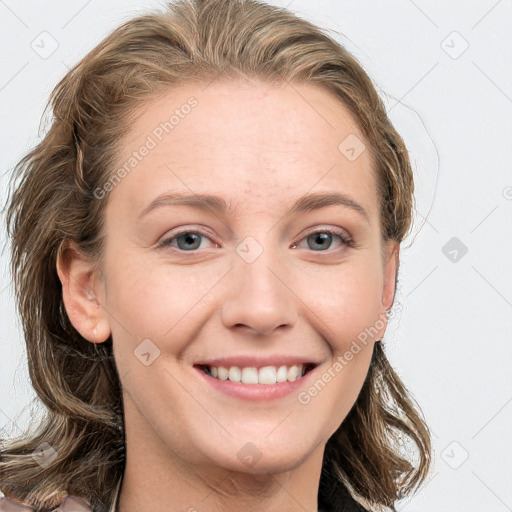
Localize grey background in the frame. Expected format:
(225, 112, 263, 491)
(1, 1, 511, 510)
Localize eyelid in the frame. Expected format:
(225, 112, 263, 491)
(294, 226, 355, 249)
(156, 222, 358, 251)
(156, 226, 218, 250)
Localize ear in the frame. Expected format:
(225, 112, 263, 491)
(375, 240, 400, 340)
(56, 241, 111, 343)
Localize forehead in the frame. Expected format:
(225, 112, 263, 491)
(109, 78, 379, 221)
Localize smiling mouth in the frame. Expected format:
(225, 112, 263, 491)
(195, 363, 317, 385)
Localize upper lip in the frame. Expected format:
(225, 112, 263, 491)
(194, 355, 321, 368)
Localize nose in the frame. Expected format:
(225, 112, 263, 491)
(221, 245, 298, 337)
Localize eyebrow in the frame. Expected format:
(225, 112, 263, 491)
(138, 191, 370, 224)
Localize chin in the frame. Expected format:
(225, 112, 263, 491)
(202, 439, 316, 475)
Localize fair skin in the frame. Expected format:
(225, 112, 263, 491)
(56, 78, 399, 512)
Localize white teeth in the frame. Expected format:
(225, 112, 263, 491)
(276, 365, 288, 382)
(287, 365, 300, 381)
(258, 366, 277, 385)
(217, 366, 229, 380)
(228, 366, 241, 382)
(241, 367, 259, 384)
(204, 364, 308, 385)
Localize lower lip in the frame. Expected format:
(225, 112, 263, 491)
(194, 366, 316, 401)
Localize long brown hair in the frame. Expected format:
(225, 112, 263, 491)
(1, 1, 431, 510)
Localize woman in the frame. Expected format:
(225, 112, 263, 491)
(0, 0, 431, 511)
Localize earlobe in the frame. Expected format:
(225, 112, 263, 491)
(56, 241, 111, 344)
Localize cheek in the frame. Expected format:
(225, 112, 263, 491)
(297, 261, 381, 431)
(297, 258, 384, 348)
(104, 254, 223, 348)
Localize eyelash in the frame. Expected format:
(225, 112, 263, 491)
(157, 227, 356, 252)
(294, 227, 356, 250)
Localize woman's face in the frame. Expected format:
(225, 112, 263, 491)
(66, 78, 398, 476)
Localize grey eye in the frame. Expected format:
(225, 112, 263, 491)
(175, 232, 203, 251)
(306, 232, 336, 251)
